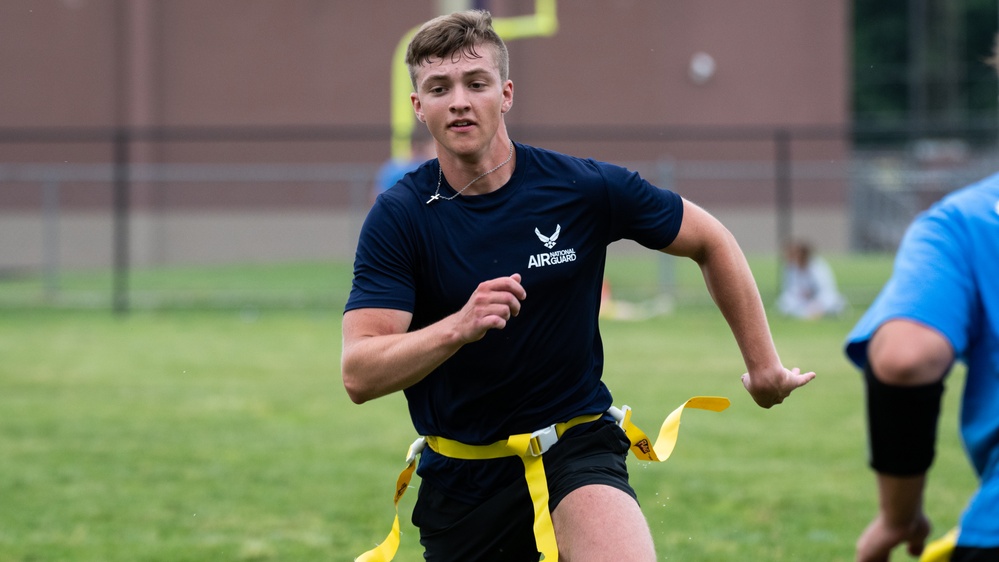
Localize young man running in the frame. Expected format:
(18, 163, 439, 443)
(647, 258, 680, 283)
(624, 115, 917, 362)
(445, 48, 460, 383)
(344, 10, 814, 561)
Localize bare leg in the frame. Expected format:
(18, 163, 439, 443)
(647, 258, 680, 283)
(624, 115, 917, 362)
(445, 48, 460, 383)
(552, 484, 656, 562)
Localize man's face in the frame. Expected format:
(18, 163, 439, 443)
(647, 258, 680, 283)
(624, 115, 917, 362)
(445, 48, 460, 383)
(411, 44, 513, 161)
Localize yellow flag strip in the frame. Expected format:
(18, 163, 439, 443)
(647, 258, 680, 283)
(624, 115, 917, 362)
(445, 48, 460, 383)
(919, 528, 958, 562)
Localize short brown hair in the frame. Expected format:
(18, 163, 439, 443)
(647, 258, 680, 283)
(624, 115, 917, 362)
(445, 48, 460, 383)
(405, 10, 509, 89)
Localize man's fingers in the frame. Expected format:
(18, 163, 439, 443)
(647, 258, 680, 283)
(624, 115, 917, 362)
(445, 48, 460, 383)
(507, 273, 526, 301)
(794, 370, 817, 387)
(461, 274, 528, 341)
(741, 367, 816, 408)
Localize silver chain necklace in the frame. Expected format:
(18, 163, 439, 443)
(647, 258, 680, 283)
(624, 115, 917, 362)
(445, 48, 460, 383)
(426, 141, 514, 205)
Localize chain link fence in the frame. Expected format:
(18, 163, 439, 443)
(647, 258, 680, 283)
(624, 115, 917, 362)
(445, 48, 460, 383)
(1, 125, 995, 311)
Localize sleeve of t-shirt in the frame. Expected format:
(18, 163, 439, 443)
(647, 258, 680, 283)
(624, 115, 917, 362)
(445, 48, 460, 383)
(845, 203, 976, 368)
(344, 197, 419, 314)
(599, 163, 684, 249)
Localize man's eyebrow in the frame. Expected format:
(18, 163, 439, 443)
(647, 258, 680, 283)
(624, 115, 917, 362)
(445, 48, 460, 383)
(422, 66, 493, 84)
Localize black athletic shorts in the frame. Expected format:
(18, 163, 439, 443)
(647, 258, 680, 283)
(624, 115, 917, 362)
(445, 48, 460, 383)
(411, 418, 636, 562)
(952, 546, 999, 562)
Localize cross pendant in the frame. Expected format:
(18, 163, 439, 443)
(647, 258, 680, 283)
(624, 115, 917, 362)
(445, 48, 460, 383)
(426, 193, 441, 205)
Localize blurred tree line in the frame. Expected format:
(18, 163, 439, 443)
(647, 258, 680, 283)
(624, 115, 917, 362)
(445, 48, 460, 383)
(854, 0, 999, 129)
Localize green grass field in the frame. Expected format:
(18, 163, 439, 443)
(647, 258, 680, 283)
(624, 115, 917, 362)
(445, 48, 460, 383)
(0, 255, 978, 561)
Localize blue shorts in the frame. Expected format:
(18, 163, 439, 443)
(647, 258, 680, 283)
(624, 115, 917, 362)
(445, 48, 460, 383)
(411, 419, 636, 561)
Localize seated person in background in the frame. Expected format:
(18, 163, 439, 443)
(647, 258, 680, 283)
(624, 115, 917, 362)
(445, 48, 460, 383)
(776, 241, 846, 319)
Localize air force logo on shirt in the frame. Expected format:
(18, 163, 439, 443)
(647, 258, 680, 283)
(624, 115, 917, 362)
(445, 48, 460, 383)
(529, 224, 576, 268)
(535, 224, 560, 248)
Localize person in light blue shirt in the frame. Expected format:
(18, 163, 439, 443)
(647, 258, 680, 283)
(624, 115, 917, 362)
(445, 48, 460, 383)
(373, 126, 436, 203)
(845, 170, 999, 561)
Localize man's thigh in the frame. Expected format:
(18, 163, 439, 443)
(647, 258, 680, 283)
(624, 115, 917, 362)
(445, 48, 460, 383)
(552, 484, 656, 562)
(547, 420, 655, 561)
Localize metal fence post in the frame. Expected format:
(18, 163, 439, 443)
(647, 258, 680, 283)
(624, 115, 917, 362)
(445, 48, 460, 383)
(42, 180, 60, 300)
(774, 128, 792, 289)
(113, 129, 130, 314)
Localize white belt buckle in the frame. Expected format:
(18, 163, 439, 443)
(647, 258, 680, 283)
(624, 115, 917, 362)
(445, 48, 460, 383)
(607, 405, 629, 428)
(406, 436, 426, 464)
(529, 424, 559, 456)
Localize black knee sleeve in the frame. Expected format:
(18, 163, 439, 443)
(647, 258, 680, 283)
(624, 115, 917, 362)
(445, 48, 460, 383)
(864, 362, 944, 476)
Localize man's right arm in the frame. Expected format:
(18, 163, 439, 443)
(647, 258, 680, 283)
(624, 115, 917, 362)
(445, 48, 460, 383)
(341, 273, 527, 404)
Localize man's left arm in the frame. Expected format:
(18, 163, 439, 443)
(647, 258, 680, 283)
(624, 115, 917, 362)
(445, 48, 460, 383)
(663, 198, 816, 408)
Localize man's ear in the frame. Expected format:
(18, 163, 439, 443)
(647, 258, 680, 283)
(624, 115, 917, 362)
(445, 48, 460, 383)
(501, 80, 514, 114)
(411, 93, 424, 121)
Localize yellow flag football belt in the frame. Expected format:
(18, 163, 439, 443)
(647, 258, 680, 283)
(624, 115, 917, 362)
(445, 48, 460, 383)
(355, 396, 731, 562)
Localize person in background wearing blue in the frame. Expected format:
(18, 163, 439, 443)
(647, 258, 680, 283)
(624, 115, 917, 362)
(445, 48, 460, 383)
(844, 50, 999, 558)
(344, 10, 815, 561)
(373, 126, 436, 203)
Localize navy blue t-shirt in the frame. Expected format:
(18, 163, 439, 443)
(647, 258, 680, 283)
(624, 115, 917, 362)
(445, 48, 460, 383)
(346, 143, 683, 502)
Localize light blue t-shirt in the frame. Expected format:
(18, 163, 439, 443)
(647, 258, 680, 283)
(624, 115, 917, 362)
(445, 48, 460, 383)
(376, 158, 425, 195)
(845, 172, 999, 548)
